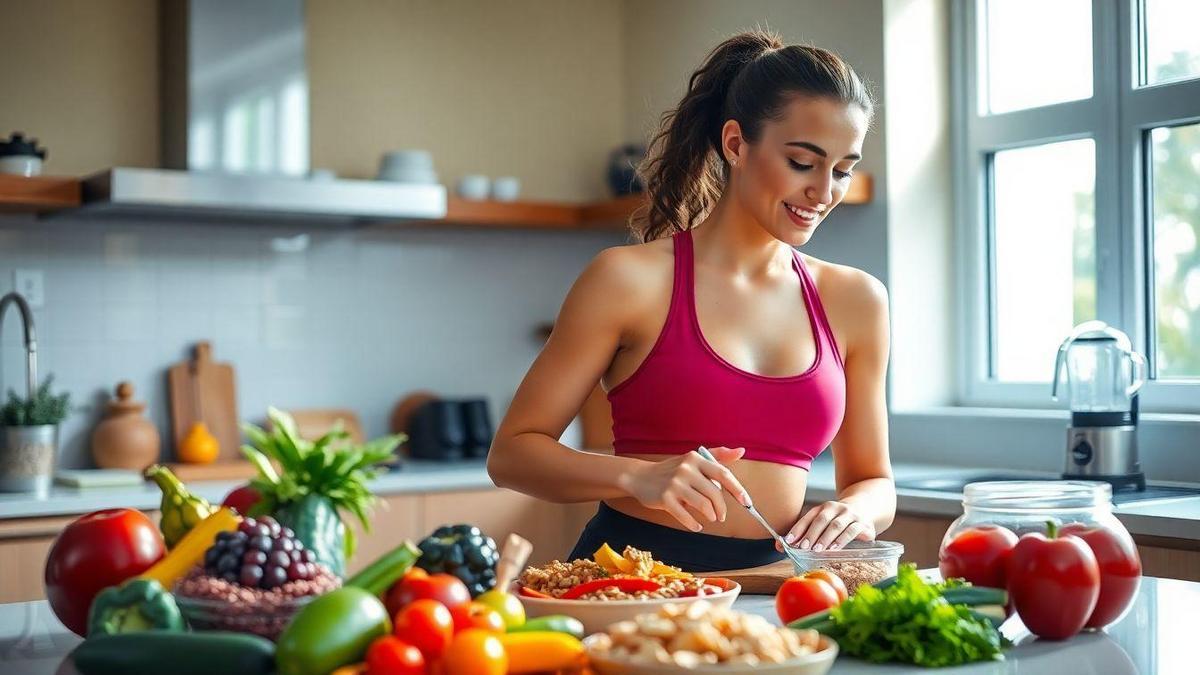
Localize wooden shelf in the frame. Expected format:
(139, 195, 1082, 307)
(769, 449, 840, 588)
(434, 171, 872, 230)
(0, 175, 82, 212)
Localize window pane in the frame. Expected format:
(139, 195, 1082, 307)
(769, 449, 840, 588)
(1142, 0, 1200, 86)
(983, 0, 1092, 114)
(992, 139, 1096, 381)
(1151, 123, 1200, 378)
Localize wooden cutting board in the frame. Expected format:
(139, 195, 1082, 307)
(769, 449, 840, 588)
(167, 341, 240, 463)
(286, 408, 365, 445)
(707, 559, 795, 595)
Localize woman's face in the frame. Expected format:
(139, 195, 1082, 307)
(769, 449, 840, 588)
(726, 96, 868, 247)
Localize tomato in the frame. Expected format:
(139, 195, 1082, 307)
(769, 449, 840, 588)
(474, 589, 525, 629)
(393, 599, 454, 659)
(775, 575, 841, 624)
(1060, 523, 1142, 629)
(220, 484, 261, 516)
(450, 601, 505, 633)
(939, 525, 1019, 588)
(44, 508, 165, 636)
(442, 628, 507, 675)
(800, 569, 848, 602)
(1007, 523, 1100, 640)
(385, 572, 471, 617)
(365, 636, 425, 675)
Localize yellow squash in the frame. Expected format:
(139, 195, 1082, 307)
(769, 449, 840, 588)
(139, 507, 240, 588)
(498, 632, 584, 673)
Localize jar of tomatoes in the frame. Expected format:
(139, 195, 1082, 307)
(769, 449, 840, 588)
(938, 480, 1142, 630)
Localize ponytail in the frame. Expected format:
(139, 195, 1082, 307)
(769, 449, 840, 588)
(630, 29, 873, 242)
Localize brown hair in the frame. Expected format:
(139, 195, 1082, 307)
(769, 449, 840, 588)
(631, 29, 873, 242)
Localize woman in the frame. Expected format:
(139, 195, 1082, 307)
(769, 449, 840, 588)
(488, 30, 895, 573)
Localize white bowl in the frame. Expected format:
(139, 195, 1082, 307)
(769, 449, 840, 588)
(584, 633, 838, 675)
(491, 176, 520, 201)
(379, 150, 433, 171)
(514, 581, 740, 636)
(456, 174, 490, 200)
(377, 167, 439, 184)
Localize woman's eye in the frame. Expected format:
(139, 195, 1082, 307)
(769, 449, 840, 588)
(834, 170, 854, 180)
(787, 159, 813, 171)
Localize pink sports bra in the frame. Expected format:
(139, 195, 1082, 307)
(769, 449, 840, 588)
(607, 229, 846, 470)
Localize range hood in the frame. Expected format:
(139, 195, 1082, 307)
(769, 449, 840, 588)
(77, 0, 445, 223)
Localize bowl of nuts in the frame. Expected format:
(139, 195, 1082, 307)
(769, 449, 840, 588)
(789, 540, 904, 595)
(583, 600, 838, 674)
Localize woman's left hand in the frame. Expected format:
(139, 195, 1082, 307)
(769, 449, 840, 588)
(778, 501, 876, 552)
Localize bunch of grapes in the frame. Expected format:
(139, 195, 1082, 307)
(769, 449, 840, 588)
(203, 515, 319, 589)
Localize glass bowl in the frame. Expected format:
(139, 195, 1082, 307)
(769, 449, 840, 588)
(175, 591, 316, 641)
(789, 540, 905, 593)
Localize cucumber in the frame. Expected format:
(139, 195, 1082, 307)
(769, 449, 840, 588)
(510, 615, 585, 639)
(968, 605, 1007, 628)
(787, 586, 1008, 632)
(345, 541, 421, 596)
(72, 631, 274, 675)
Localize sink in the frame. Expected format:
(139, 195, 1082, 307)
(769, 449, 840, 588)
(895, 473, 1200, 505)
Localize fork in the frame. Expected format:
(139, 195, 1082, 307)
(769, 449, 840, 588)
(695, 446, 806, 569)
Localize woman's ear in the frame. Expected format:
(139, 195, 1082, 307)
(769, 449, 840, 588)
(720, 119, 745, 166)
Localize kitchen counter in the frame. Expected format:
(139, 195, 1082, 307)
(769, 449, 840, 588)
(0, 459, 496, 520)
(3, 458, 1200, 542)
(1, 576, 1191, 674)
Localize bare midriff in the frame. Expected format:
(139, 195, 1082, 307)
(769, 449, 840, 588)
(605, 453, 811, 538)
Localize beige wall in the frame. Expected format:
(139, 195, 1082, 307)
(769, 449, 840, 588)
(307, 0, 625, 200)
(0, 0, 159, 176)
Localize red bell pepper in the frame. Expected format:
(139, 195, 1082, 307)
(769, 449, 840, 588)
(561, 577, 661, 600)
(1060, 523, 1142, 629)
(1007, 521, 1100, 640)
(678, 577, 739, 597)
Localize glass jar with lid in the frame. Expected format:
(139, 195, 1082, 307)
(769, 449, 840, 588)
(938, 481, 1142, 630)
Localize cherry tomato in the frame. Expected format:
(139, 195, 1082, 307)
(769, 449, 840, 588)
(442, 628, 507, 675)
(800, 569, 849, 602)
(450, 601, 505, 633)
(393, 599, 454, 659)
(386, 572, 471, 617)
(1060, 523, 1142, 629)
(365, 636, 425, 675)
(775, 575, 841, 624)
(939, 525, 1019, 588)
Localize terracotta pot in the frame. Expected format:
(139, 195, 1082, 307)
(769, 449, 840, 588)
(91, 381, 160, 470)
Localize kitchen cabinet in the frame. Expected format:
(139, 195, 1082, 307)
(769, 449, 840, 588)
(0, 489, 599, 603)
(0, 175, 80, 212)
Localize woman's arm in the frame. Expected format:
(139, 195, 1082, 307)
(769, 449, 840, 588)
(785, 268, 896, 551)
(488, 247, 748, 527)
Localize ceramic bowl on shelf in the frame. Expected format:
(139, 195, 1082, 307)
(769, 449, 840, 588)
(491, 176, 520, 201)
(456, 174, 490, 200)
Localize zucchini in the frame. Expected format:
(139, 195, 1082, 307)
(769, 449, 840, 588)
(510, 615, 586, 639)
(72, 631, 274, 675)
(968, 605, 1007, 628)
(345, 541, 421, 596)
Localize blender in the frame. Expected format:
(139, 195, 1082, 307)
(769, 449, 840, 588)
(1051, 321, 1148, 491)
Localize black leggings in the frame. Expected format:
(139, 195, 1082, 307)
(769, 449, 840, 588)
(567, 502, 784, 573)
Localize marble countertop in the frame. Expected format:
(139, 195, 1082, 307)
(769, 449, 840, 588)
(3, 458, 1199, 543)
(1, 575, 1191, 674)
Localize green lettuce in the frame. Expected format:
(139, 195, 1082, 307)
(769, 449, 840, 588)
(824, 564, 1006, 667)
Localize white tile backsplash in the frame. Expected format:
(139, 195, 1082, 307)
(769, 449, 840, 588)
(0, 215, 623, 468)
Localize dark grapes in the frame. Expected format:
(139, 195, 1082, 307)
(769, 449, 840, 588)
(203, 517, 320, 590)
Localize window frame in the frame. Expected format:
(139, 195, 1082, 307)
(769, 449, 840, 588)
(953, 0, 1200, 413)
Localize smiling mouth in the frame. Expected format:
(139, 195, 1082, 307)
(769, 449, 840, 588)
(783, 201, 821, 225)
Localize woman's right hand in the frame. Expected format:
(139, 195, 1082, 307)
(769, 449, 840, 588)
(617, 447, 751, 532)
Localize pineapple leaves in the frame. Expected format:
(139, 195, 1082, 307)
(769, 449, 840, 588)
(241, 407, 406, 532)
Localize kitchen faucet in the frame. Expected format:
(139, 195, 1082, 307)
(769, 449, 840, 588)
(0, 292, 38, 399)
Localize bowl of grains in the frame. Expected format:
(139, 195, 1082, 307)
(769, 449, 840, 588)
(516, 547, 740, 636)
(584, 600, 838, 674)
(172, 515, 342, 640)
(788, 540, 904, 594)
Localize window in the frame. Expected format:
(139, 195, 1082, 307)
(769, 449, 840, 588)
(955, 0, 1200, 410)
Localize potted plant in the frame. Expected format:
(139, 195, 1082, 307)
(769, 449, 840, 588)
(1, 375, 71, 493)
(241, 407, 404, 577)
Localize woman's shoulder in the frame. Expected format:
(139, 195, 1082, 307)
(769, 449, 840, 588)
(799, 253, 888, 315)
(580, 236, 675, 295)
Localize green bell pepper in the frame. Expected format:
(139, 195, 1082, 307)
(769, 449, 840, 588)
(275, 586, 391, 675)
(87, 578, 185, 636)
